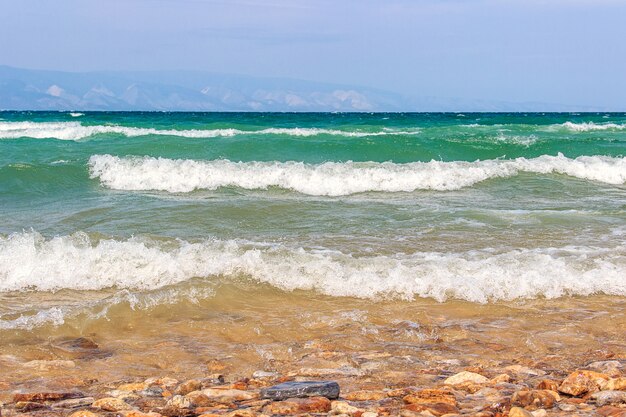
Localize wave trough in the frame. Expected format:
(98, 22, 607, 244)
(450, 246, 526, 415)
(88, 153, 626, 195)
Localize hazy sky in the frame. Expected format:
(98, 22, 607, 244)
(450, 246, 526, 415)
(1, 0, 625, 107)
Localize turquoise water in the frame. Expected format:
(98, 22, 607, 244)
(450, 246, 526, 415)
(1, 112, 625, 327)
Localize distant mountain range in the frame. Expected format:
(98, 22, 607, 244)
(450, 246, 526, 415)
(0, 66, 607, 112)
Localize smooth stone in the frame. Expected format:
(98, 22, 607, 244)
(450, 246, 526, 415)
(592, 390, 626, 406)
(444, 371, 488, 385)
(331, 400, 359, 415)
(509, 406, 533, 417)
(260, 381, 340, 400)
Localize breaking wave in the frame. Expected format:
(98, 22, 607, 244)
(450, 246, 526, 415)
(88, 153, 626, 195)
(1, 231, 625, 304)
(0, 121, 419, 140)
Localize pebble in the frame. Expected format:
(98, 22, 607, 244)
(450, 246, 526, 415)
(260, 380, 340, 400)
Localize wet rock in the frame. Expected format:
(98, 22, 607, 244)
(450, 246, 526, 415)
(262, 396, 331, 414)
(69, 411, 100, 417)
(511, 389, 560, 410)
(557, 402, 577, 412)
(202, 388, 258, 401)
(444, 371, 488, 385)
(403, 389, 456, 406)
(226, 409, 258, 417)
(344, 390, 387, 401)
(15, 401, 49, 412)
(597, 405, 626, 417)
(559, 370, 608, 396)
(260, 380, 340, 400)
(535, 379, 559, 391)
(184, 391, 213, 407)
(504, 365, 546, 376)
(592, 390, 626, 406)
(53, 337, 111, 359)
(13, 391, 85, 402)
(175, 380, 203, 395)
(605, 377, 626, 391)
(118, 382, 148, 392)
(124, 411, 164, 417)
(404, 401, 459, 416)
(587, 360, 624, 377)
(508, 406, 533, 417)
(331, 400, 360, 415)
(53, 396, 95, 408)
(167, 395, 193, 409)
(93, 396, 133, 411)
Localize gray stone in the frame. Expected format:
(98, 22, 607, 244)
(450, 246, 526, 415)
(260, 381, 340, 401)
(591, 390, 626, 406)
(53, 397, 95, 408)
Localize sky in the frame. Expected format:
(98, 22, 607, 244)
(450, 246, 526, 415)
(1, 0, 626, 108)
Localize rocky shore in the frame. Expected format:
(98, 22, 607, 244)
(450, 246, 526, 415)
(2, 354, 625, 417)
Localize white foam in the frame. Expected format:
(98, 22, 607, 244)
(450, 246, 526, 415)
(560, 122, 626, 132)
(0, 121, 419, 140)
(89, 153, 626, 195)
(1, 232, 625, 303)
(69, 112, 84, 117)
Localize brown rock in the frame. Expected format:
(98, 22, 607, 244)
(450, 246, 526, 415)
(403, 389, 456, 406)
(444, 371, 488, 385)
(13, 391, 84, 402)
(605, 377, 626, 391)
(118, 382, 148, 392)
(185, 391, 214, 407)
(124, 411, 164, 417)
(176, 380, 203, 395)
(404, 402, 459, 416)
(69, 411, 100, 417)
(202, 388, 258, 401)
(387, 388, 415, 398)
(511, 390, 560, 410)
(559, 370, 608, 396)
(93, 397, 133, 411)
(598, 405, 626, 417)
(535, 380, 559, 391)
(344, 390, 387, 401)
(262, 396, 331, 414)
(508, 406, 533, 417)
(15, 401, 48, 412)
(226, 410, 258, 417)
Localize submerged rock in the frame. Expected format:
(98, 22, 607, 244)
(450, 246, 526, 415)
(444, 371, 488, 385)
(260, 380, 340, 400)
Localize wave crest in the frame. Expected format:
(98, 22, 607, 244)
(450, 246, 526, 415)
(0, 121, 418, 140)
(1, 232, 625, 303)
(89, 153, 626, 195)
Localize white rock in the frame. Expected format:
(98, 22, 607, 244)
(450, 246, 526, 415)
(444, 371, 489, 385)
